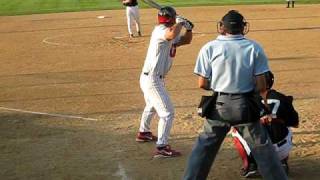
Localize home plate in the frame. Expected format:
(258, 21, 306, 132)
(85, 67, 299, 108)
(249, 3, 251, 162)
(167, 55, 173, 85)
(97, 15, 105, 19)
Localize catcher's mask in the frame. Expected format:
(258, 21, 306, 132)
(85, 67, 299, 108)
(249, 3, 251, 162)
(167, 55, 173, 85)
(158, 6, 176, 25)
(265, 71, 274, 89)
(217, 10, 249, 35)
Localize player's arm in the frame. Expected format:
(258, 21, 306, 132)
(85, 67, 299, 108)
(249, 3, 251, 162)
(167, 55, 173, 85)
(175, 17, 193, 46)
(255, 73, 273, 124)
(198, 76, 211, 90)
(164, 23, 183, 41)
(194, 45, 212, 90)
(175, 30, 192, 46)
(255, 74, 268, 105)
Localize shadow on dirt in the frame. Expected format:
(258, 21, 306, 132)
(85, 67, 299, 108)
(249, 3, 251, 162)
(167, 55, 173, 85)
(0, 112, 127, 179)
(1, 112, 319, 180)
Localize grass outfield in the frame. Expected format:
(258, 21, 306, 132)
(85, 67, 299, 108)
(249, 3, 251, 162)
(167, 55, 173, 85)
(0, 0, 319, 16)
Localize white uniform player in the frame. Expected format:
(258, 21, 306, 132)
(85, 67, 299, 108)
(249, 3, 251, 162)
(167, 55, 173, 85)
(122, 0, 141, 37)
(135, 6, 193, 158)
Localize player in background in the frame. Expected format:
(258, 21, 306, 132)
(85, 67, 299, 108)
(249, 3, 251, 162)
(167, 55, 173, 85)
(136, 6, 193, 158)
(232, 71, 299, 178)
(122, 0, 142, 38)
(286, 0, 295, 8)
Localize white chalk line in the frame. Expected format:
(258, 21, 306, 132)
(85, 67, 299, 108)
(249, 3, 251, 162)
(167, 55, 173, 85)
(42, 34, 78, 46)
(0, 106, 98, 121)
(113, 36, 127, 39)
(43, 32, 126, 47)
(113, 162, 130, 180)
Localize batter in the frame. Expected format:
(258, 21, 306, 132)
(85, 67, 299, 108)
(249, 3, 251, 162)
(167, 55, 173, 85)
(136, 6, 193, 158)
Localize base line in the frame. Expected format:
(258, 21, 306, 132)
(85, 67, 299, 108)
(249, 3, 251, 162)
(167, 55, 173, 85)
(0, 106, 98, 121)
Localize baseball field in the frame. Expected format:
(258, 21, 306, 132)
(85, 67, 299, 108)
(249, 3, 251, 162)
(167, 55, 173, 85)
(0, 1, 320, 180)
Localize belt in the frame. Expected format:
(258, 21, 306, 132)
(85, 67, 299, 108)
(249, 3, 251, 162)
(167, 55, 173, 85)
(277, 139, 287, 147)
(217, 91, 253, 96)
(143, 72, 163, 79)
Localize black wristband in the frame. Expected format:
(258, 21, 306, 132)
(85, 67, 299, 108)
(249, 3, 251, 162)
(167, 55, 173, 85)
(186, 29, 192, 32)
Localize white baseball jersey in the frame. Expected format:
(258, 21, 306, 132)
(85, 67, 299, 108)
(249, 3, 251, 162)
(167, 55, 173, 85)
(139, 24, 180, 147)
(142, 24, 180, 77)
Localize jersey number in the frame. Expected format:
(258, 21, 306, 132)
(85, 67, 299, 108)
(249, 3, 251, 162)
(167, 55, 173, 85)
(263, 99, 280, 118)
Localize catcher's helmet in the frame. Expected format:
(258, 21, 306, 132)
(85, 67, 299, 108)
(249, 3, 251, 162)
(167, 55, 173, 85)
(158, 6, 176, 25)
(217, 10, 249, 35)
(265, 71, 274, 89)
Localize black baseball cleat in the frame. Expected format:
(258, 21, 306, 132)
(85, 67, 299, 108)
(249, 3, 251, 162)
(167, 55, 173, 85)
(138, 31, 142, 37)
(240, 163, 260, 178)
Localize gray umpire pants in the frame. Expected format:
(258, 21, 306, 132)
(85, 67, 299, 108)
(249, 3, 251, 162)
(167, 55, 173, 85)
(183, 93, 288, 180)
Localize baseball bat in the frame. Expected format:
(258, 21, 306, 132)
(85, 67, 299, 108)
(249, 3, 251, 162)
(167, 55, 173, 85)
(141, 0, 162, 10)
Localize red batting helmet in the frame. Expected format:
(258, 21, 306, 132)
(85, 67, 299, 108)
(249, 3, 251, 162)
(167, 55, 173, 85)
(158, 6, 176, 25)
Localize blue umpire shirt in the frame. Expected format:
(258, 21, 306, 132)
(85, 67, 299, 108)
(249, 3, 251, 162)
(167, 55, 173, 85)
(194, 34, 270, 93)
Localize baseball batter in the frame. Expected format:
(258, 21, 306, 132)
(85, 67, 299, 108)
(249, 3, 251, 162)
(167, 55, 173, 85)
(136, 6, 193, 158)
(122, 0, 141, 37)
(232, 71, 299, 178)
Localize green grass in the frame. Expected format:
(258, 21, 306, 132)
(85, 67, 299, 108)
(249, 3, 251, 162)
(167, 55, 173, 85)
(0, 0, 319, 16)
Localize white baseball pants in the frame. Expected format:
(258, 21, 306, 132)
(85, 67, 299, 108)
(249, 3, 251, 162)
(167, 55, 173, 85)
(126, 5, 141, 35)
(139, 73, 174, 147)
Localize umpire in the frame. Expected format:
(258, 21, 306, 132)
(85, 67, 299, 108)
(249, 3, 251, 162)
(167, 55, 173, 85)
(183, 10, 288, 180)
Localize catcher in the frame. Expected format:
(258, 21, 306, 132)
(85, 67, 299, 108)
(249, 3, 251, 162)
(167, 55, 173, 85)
(232, 71, 299, 178)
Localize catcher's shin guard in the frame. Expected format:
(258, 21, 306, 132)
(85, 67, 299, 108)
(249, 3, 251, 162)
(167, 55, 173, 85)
(231, 128, 252, 169)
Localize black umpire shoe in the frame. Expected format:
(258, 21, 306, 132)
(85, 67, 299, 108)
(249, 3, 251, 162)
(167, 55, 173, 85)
(281, 158, 289, 175)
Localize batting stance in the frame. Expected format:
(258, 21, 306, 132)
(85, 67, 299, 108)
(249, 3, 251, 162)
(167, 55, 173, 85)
(136, 6, 193, 158)
(122, 0, 141, 38)
(183, 10, 288, 180)
(232, 71, 299, 178)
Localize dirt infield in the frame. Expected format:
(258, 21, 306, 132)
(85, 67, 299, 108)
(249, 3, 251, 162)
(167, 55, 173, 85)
(0, 4, 320, 180)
